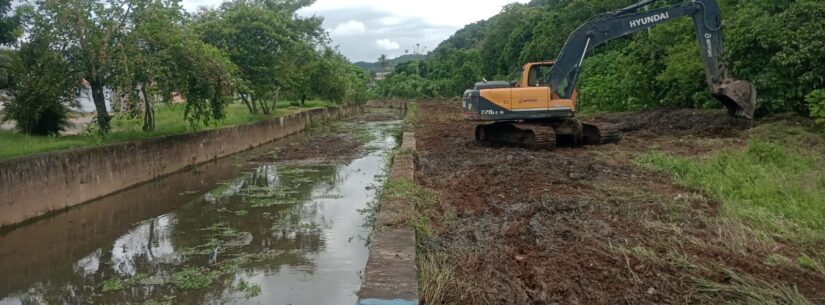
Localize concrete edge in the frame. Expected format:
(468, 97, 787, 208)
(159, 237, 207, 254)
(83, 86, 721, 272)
(357, 299, 419, 305)
(357, 130, 419, 304)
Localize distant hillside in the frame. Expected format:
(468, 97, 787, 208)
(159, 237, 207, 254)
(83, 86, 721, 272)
(355, 54, 426, 72)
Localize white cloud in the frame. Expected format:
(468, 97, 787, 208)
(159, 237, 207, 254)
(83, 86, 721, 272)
(376, 39, 401, 51)
(330, 20, 367, 37)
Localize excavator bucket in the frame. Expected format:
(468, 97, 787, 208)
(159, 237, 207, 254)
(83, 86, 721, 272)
(712, 80, 756, 119)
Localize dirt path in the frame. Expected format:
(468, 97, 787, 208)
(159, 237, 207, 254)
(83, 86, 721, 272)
(414, 102, 825, 304)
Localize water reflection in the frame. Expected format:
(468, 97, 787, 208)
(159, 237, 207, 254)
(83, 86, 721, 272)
(0, 109, 403, 305)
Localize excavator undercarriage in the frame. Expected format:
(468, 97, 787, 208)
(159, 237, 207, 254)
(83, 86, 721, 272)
(474, 120, 621, 150)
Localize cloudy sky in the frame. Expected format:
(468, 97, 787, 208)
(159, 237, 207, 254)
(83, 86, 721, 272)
(181, 0, 528, 62)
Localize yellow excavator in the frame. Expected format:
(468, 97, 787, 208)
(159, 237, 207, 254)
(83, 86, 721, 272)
(463, 0, 756, 149)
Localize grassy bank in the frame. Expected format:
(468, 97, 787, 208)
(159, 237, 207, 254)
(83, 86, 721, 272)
(398, 102, 463, 304)
(637, 121, 825, 259)
(0, 101, 336, 160)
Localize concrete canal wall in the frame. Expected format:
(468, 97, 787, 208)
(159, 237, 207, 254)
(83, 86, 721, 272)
(0, 106, 361, 228)
(358, 131, 420, 305)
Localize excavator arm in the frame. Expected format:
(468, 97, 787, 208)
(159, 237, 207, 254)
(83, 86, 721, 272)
(548, 0, 756, 118)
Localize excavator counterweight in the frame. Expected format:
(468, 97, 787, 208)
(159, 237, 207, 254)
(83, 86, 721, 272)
(463, 0, 756, 149)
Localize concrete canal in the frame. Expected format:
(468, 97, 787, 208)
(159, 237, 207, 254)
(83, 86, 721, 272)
(0, 109, 404, 305)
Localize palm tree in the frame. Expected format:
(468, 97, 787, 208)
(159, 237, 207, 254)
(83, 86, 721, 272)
(378, 54, 389, 72)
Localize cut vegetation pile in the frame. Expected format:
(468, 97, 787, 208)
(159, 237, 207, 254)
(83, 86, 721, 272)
(413, 101, 825, 305)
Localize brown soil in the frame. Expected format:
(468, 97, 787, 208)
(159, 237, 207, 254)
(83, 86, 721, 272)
(415, 102, 825, 304)
(252, 134, 362, 162)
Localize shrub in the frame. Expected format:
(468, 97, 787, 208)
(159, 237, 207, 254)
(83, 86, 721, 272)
(805, 89, 825, 119)
(2, 40, 77, 136)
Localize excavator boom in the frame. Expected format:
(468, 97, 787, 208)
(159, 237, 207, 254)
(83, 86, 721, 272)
(549, 0, 755, 118)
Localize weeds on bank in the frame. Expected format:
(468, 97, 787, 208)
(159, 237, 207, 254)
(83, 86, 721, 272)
(693, 269, 813, 305)
(400, 181, 460, 304)
(633, 122, 825, 303)
(382, 178, 464, 304)
(368, 162, 459, 302)
(636, 126, 825, 247)
(610, 237, 814, 305)
(405, 102, 419, 126)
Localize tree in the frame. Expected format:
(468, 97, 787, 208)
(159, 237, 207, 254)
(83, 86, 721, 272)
(0, 0, 19, 45)
(2, 38, 77, 135)
(113, 0, 236, 131)
(22, 0, 136, 133)
(378, 54, 389, 72)
(307, 47, 370, 104)
(193, 0, 322, 115)
(0, 0, 19, 90)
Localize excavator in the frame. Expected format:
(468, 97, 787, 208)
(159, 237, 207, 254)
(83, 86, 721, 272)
(463, 0, 756, 149)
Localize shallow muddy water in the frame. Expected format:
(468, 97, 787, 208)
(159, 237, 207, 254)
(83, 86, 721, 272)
(0, 109, 403, 305)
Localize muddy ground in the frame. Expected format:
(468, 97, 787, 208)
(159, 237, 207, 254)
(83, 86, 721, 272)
(414, 102, 825, 304)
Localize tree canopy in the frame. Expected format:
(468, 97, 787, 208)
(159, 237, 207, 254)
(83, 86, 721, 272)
(2, 0, 368, 136)
(0, 0, 19, 45)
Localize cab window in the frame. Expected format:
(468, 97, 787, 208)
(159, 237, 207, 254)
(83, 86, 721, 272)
(527, 64, 553, 87)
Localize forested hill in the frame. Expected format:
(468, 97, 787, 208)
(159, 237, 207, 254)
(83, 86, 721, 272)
(355, 54, 426, 72)
(375, 0, 825, 118)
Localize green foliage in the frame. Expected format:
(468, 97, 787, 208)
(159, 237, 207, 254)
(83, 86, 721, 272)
(726, 0, 825, 115)
(381, 0, 823, 117)
(113, 0, 237, 130)
(0, 0, 20, 45)
(636, 126, 825, 245)
(171, 268, 213, 290)
(101, 279, 127, 292)
(309, 48, 369, 103)
(806, 89, 825, 119)
(192, 0, 366, 109)
(4, 0, 361, 150)
(354, 54, 425, 73)
(372, 48, 484, 99)
(21, 0, 139, 132)
(796, 255, 825, 273)
(2, 39, 76, 135)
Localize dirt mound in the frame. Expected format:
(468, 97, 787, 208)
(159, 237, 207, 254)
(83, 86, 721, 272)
(414, 101, 824, 304)
(592, 108, 753, 137)
(252, 134, 362, 162)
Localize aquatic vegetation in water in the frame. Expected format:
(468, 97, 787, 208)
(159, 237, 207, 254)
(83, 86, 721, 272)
(172, 268, 213, 290)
